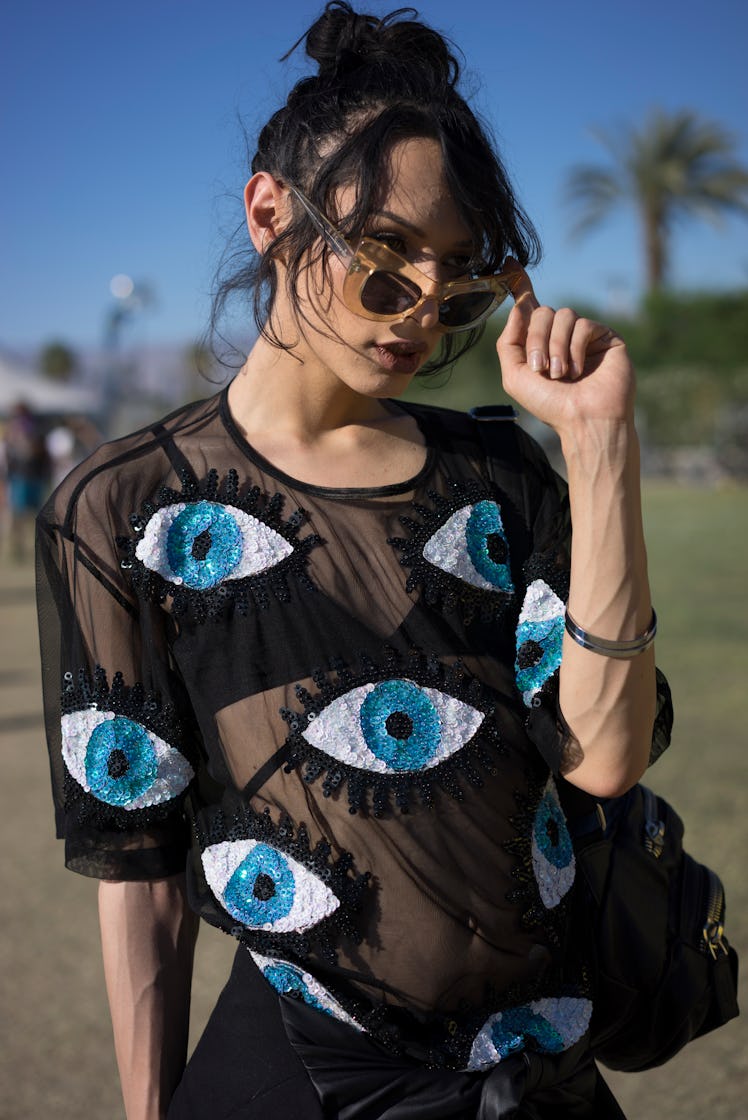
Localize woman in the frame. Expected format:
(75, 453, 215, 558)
(37, 4, 670, 1117)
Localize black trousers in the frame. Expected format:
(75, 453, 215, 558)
(167, 946, 325, 1120)
(168, 946, 624, 1120)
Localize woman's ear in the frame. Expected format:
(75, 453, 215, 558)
(244, 172, 291, 255)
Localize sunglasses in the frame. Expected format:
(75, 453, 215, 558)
(287, 184, 514, 333)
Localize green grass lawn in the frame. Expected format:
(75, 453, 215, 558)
(641, 484, 748, 846)
(604, 484, 748, 1116)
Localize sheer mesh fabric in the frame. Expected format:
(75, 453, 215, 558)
(37, 387, 671, 1065)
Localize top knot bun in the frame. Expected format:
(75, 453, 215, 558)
(296, 2, 458, 90)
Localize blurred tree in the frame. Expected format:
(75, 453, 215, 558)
(39, 340, 78, 381)
(566, 108, 748, 293)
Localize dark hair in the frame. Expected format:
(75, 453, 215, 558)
(209, 2, 540, 374)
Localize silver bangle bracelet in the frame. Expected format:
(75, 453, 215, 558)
(564, 608, 657, 659)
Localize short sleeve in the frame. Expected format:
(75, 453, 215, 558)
(36, 454, 200, 880)
(485, 421, 673, 773)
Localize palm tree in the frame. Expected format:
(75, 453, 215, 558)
(565, 108, 748, 294)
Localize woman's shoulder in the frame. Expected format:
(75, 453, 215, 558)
(400, 398, 553, 474)
(39, 392, 224, 534)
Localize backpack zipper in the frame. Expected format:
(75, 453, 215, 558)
(702, 869, 728, 959)
(641, 786, 728, 958)
(641, 786, 665, 858)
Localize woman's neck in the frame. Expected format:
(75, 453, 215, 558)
(228, 336, 397, 440)
(224, 337, 427, 490)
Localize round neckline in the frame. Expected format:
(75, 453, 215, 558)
(219, 386, 436, 499)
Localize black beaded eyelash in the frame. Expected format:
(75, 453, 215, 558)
(117, 466, 322, 621)
(279, 645, 505, 817)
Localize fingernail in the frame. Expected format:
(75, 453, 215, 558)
(530, 350, 545, 372)
(550, 356, 562, 377)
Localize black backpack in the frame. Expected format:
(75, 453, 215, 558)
(567, 782, 739, 1071)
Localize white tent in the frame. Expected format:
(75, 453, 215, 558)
(0, 353, 100, 416)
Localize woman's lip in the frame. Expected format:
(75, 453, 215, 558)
(373, 343, 426, 374)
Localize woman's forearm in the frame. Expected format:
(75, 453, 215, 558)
(558, 419, 656, 797)
(98, 875, 199, 1120)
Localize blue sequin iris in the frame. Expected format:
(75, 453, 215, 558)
(515, 615, 564, 695)
(165, 501, 242, 589)
(223, 844, 295, 927)
(492, 1008, 564, 1058)
(359, 680, 441, 771)
(534, 792, 573, 868)
(84, 717, 158, 806)
(465, 502, 513, 591)
(263, 963, 327, 1013)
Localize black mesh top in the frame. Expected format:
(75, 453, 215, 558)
(36, 387, 671, 1070)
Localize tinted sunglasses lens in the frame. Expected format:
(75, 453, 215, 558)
(361, 270, 421, 316)
(439, 290, 497, 328)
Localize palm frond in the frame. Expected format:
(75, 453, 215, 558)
(565, 166, 622, 238)
(562, 107, 748, 291)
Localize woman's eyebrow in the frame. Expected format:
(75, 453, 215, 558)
(371, 209, 473, 248)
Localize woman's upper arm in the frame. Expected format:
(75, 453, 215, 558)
(37, 457, 199, 883)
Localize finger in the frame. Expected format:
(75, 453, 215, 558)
(569, 317, 605, 379)
(496, 303, 529, 372)
(525, 305, 556, 373)
(547, 307, 578, 379)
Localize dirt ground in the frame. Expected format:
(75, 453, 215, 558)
(1, 554, 744, 1119)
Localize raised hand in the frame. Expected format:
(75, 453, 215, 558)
(496, 263, 636, 436)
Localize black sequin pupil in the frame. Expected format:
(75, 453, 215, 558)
(107, 749, 130, 779)
(385, 711, 413, 740)
(486, 533, 508, 565)
(191, 528, 212, 561)
(545, 816, 560, 848)
(517, 639, 545, 670)
(252, 873, 276, 902)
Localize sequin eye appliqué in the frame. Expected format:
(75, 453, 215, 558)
(62, 709, 193, 810)
(202, 839, 339, 933)
(195, 804, 369, 962)
(506, 774, 576, 935)
(515, 579, 565, 705)
(281, 649, 504, 814)
(468, 996, 592, 1070)
(60, 668, 193, 829)
(423, 501, 513, 593)
(137, 500, 292, 590)
(250, 951, 362, 1030)
(388, 480, 516, 624)
(304, 679, 484, 775)
(119, 468, 320, 618)
(531, 776, 575, 909)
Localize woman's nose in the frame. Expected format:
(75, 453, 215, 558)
(407, 294, 440, 330)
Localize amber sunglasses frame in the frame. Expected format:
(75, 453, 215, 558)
(287, 183, 514, 333)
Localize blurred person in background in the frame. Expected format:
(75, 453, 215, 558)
(5, 400, 50, 561)
(45, 415, 103, 490)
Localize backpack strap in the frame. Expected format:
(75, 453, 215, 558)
(468, 404, 522, 490)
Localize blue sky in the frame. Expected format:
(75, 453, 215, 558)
(2, 0, 747, 352)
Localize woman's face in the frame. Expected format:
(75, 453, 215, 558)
(285, 136, 476, 399)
